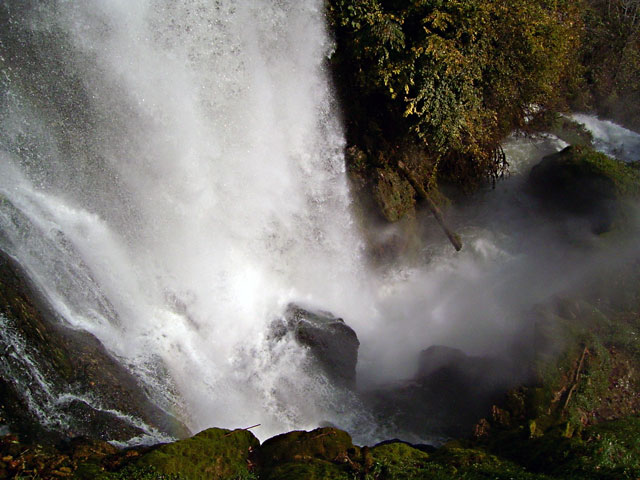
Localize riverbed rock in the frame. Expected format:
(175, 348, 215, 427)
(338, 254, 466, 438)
(0, 249, 190, 443)
(528, 145, 640, 233)
(273, 304, 360, 387)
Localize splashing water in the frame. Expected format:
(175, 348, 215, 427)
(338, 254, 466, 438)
(2, 1, 640, 447)
(572, 113, 640, 162)
(0, 0, 377, 441)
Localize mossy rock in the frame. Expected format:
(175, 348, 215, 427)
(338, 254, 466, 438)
(258, 427, 356, 468)
(529, 145, 640, 233)
(486, 416, 640, 479)
(366, 442, 550, 479)
(256, 427, 361, 479)
(133, 427, 258, 480)
(429, 446, 553, 479)
(372, 167, 416, 222)
(368, 442, 431, 479)
(260, 459, 352, 480)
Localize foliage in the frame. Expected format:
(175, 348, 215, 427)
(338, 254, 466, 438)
(579, 0, 640, 130)
(328, 0, 582, 188)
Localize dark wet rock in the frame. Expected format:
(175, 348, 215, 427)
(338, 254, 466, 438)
(367, 345, 521, 439)
(57, 399, 149, 443)
(0, 249, 190, 444)
(273, 304, 360, 387)
(416, 345, 469, 378)
(528, 145, 640, 233)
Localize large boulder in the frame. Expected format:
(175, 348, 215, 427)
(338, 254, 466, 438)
(0, 249, 189, 443)
(272, 304, 360, 387)
(133, 427, 259, 480)
(528, 145, 639, 233)
(256, 427, 358, 480)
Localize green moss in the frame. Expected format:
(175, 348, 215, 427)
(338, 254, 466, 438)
(529, 145, 640, 233)
(372, 167, 416, 222)
(134, 428, 258, 480)
(580, 416, 640, 472)
(540, 145, 639, 197)
(75, 463, 185, 479)
(569, 146, 640, 197)
(488, 417, 640, 479)
(366, 442, 552, 479)
(260, 460, 351, 480)
(257, 428, 358, 480)
(259, 427, 356, 466)
(368, 442, 430, 479)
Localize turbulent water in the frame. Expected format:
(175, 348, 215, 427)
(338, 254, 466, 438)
(1, 1, 639, 446)
(0, 0, 377, 442)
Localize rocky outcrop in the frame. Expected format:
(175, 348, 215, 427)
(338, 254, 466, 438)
(0, 249, 189, 444)
(272, 304, 360, 387)
(528, 145, 639, 234)
(372, 167, 416, 222)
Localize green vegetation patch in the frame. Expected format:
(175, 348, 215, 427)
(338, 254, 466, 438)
(258, 427, 356, 467)
(368, 442, 431, 479)
(372, 167, 416, 222)
(529, 145, 640, 233)
(329, 0, 581, 192)
(260, 460, 352, 480)
(134, 428, 258, 480)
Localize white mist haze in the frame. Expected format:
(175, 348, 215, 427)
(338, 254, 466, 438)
(1, 0, 375, 441)
(1, 1, 639, 446)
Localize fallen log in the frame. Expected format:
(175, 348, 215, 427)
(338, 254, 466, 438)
(397, 161, 462, 251)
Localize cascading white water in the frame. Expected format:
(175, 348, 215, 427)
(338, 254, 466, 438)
(0, 0, 378, 441)
(572, 113, 640, 162)
(2, 0, 640, 447)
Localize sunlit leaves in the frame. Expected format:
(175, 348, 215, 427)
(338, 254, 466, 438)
(328, 0, 583, 183)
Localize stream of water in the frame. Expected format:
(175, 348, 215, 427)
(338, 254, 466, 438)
(1, 1, 638, 446)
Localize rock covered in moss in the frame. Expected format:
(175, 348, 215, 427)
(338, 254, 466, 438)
(528, 145, 640, 233)
(372, 167, 416, 222)
(257, 427, 358, 480)
(133, 427, 259, 480)
(368, 441, 431, 479)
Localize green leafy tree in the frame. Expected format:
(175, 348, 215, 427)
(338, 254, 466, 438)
(328, 0, 583, 189)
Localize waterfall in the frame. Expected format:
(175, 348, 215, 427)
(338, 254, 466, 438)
(0, 0, 373, 441)
(3, 1, 639, 447)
